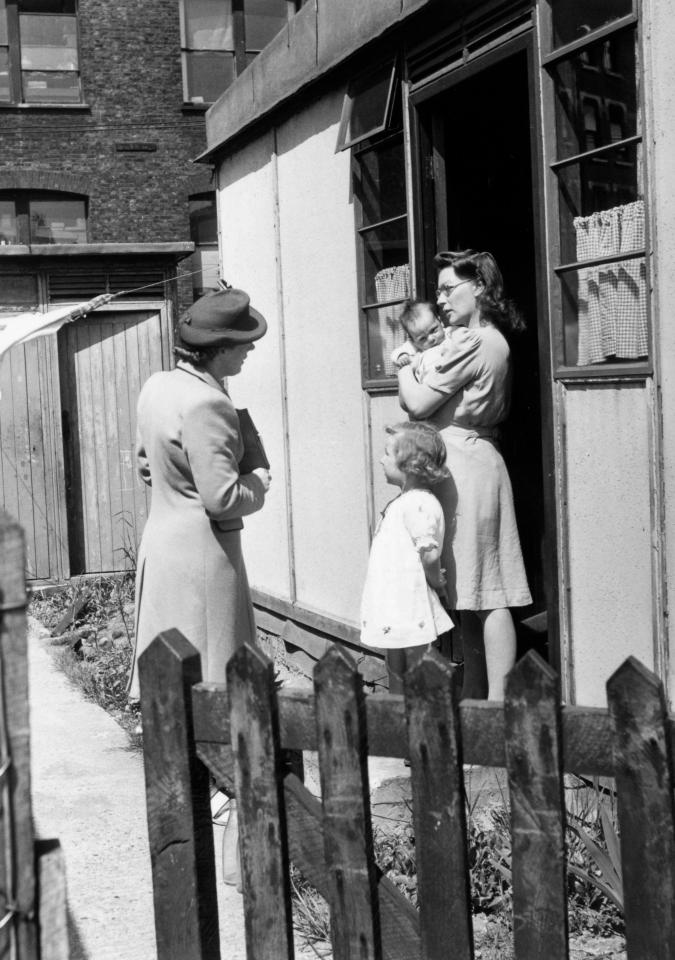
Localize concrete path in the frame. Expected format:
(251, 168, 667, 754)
(28, 616, 247, 960)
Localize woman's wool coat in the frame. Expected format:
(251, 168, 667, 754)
(128, 361, 265, 698)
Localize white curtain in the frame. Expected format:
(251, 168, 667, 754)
(573, 199, 647, 365)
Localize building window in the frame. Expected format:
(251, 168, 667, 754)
(0, 191, 87, 244)
(188, 192, 219, 298)
(0, 0, 81, 105)
(179, 0, 292, 105)
(350, 68, 409, 388)
(541, 1, 646, 372)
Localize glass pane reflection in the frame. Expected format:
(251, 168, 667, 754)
(184, 50, 234, 102)
(361, 218, 409, 303)
(20, 14, 78, 69)
(551, 0, 632, 49)
(22, 70, 79, 102)
(365, 301, 407, 380)
(245, 0, 286, 51)
(183, 0, 233, 49)
(0, 48, 9, 101)
(354, 137, 406, 226)
(29, 198, 86, 243)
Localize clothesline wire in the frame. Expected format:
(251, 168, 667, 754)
(112, 265, 209, 299)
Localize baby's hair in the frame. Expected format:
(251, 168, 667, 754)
(399, 299, 438, 338)
(386, 421, 449, 485)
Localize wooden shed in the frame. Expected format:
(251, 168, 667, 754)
(0, 244, 191, 580)
(200, 0, 674, 707)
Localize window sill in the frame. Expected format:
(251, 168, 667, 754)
(182, 103, 210, 114)
(0, 102, 90, 111)
(554, 362, 652, 382)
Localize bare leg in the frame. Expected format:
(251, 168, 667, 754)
(476, 607, 517, 701)
(459, 611, 488, 700)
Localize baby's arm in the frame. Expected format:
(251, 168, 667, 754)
(390, 340, 417, 370)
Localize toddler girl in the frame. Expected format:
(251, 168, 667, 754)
(360, 421, 453, 678)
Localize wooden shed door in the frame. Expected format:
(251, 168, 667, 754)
(58, 308, 171, 575)
(0, 336, 69, 580)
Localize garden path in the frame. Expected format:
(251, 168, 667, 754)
(28, 616, 248, 960)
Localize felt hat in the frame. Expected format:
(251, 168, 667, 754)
(178, 288, 267, 346)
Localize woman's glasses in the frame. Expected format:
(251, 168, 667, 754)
(435, 279, 472, 298)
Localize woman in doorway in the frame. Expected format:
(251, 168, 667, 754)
(396, 250, 531, 700)
(128, 286, 271, 700)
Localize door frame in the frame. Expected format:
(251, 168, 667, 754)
(404, 27, 561, 675)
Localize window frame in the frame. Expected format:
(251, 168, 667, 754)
(0, 190, 88, 244)
(336, 58, 398, 152)
(179, 0, 298, 107)
(538, 1, 650, 379)
(0, 0, 82, 107)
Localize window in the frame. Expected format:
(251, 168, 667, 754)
(0, 0, 81, 105)
(179, 0, 292, 105)
(541, 1, 646, 371)
(336, 59, 397, 151)
(350, 71, 409, 388)
(188, 192, 219, 298)
(0, 191, 87, 243)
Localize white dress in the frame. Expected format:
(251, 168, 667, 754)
(360, 489, 454, 649)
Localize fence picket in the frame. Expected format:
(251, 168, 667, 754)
(607, 656, 675, 959)
(139, 629, 220, 960)
(226, 643, 294, 960)
(314, 646, 383, 960)
(505, 651, 568, 960)
(404, 649, 473, 960)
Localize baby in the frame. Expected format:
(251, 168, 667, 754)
(390, 299, 448, 378)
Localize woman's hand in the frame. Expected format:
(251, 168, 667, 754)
(252, 467, 272, 492)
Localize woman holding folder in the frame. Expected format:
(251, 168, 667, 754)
(128, 286, 271, 699)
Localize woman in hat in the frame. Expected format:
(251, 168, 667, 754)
(128, 287, 271, 699)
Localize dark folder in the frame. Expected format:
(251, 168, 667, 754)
(236, 408, 270, 474)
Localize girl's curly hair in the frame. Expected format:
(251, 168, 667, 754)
(173, 341, 225, 366)
(386, 421, 449, 485)
(433, 249, 526, 337)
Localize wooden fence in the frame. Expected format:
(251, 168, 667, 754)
(0, 514, 68, 960)
(139, 630, 675, 960)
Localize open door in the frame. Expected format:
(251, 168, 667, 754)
(410, 36, 556, 665)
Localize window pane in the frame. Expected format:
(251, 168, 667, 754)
(183, 50, 234, 103)
(557, 142, 641, 263)
(19, 0, 76, 13)
(0, 48, 9, 101)
(0, 0, 7, 44)
(22, 69, 79, 102)
(551, 0, 632, 49)
(354, 137, 406, 226)
(244, 0, 286, 52)
(189, 195, 217, 244)
(0, 274, 38, 308)
(364, 301, 407, 379)
(342, 61, 394, 147)
(182, 0, 233, 50)
(29, 198, 86, 243)
(560, 254, 647, 366)
(551, 29, 636, 161)
(20, 14, 78, 69)
(0, 199, 18, 243)
(361, 218, 409, 303)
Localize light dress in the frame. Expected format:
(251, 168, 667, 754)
(419, 323, 532, 611)
(360, 488, 454, 649)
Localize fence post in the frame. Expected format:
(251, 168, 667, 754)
(226, 643, 294, 960)
(504, 650, 568, 960)
(314, 645, 382, 960)
(139, 630, 220, 960)
(404, 649, 473, 960)
(0, 514, 38, 960)
(607, 656, 675, 959)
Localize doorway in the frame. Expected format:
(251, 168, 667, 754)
(413, 43, 552, 661)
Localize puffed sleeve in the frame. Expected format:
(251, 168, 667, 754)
(400, 491, 445, 556)
(182, 392, 266, 521)
(422, 326, 481, 396)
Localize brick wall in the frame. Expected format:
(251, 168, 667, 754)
(0, 0, 215, 307)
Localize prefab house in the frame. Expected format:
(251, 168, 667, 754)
(201, 0, 674, 707)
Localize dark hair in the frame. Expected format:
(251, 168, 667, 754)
(386, 421, 449, 486)
(173, 341, 227, 366)
(399, 299, 439, 338)
(433, 249, 526, 336)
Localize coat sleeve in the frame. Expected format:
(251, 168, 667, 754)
(182, 392, 266, 521)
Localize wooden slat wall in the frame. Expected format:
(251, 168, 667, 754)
(59, 308, 167, 574)
(0, 337, 68, 579)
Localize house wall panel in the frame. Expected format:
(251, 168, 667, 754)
(217, 132, 293, 601)
(563, 381, 655, 706)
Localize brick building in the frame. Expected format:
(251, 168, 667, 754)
(0, 0, 297, 580)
